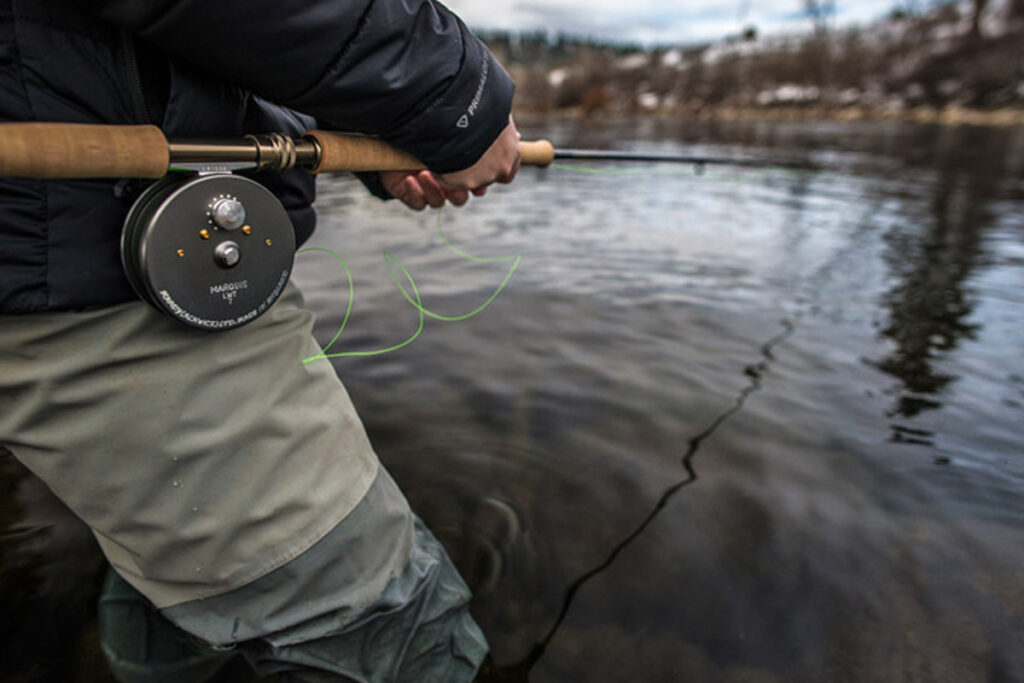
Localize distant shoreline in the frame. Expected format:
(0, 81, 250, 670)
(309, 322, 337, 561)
(515, 105, 1024, 128)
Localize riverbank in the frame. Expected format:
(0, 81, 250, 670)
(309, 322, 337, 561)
(491, 0, 1024, 130)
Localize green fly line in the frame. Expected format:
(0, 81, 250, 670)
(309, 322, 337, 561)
(298, 211, 521, 364)
(297, 161, 803, 364)
(549, 162, 652, 175)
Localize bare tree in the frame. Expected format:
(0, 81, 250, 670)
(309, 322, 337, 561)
(969, 0, 990, 41)
(802, 0, 836, 87)
(804, 0, 836, 36)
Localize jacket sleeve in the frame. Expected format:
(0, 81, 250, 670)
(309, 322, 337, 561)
(86, 0, 514, 174)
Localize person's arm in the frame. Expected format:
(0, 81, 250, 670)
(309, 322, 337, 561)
(86, 0, 515, 181)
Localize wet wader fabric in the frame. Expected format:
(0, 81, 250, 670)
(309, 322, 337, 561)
(0, 284, 378, 607)
(0, 284, 490, 679)
(101, 471, 488, 682)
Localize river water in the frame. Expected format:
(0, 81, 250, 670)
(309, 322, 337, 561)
(2, 118, 1023, 681)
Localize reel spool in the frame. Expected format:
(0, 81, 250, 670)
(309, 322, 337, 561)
(121, 173, 296, 330)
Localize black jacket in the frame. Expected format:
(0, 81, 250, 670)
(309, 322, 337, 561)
(0, 0, 514, 313)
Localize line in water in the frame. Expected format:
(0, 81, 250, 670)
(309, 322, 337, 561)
(483, 318, 797, 678)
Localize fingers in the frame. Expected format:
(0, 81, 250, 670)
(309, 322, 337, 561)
(446, 189, 470, 206)
(396, 175, 428, 211)
(378, 170, 474, 211)
(416, 171, 448, 209)
(498, 153, 521, 185)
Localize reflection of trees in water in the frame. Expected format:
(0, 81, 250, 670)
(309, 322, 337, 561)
(875, 127, 1007, 439)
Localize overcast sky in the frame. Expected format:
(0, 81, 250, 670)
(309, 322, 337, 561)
(442, 0, 900, 44)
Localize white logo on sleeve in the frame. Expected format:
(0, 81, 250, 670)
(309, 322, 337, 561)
(455, 56, 489, 130)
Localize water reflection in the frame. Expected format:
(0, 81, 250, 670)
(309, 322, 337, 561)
(875, 127, 1008, 441)
(477, 320, 796, 682)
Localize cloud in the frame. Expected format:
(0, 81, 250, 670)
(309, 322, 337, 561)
(442, 0, 898, 44)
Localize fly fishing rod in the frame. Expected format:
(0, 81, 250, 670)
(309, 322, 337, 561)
(0, 123, 813, 331)
(0, 122, 815, 177)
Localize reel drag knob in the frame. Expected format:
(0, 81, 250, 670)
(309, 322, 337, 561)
(211, 197, 246, 230)
(122, 174, 296, 331)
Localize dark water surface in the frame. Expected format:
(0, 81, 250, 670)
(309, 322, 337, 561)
(3, 119, 1024, 681)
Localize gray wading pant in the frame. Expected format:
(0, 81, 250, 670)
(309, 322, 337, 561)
(0, 284, 487, 682)
(101, 471, 488, 682)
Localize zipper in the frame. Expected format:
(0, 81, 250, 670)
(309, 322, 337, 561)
(116, 31, 154, 198)
(119, 30, 150, 124)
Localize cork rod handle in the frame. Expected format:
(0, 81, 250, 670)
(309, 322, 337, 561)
(519, 139, 555, 167)
(0, 123, 170, 178)
(305, 131, 425, 173)
(305, 130, 555, 173)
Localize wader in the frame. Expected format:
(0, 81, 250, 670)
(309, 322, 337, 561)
(0, 284, 487, 681)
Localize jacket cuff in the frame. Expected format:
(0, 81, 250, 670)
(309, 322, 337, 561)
(386, 25, 514, 175)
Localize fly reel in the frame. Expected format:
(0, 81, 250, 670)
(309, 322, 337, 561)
(121, 173, 295, 330)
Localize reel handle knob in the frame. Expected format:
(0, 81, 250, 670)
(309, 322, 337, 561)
(214, 241, 242, 268)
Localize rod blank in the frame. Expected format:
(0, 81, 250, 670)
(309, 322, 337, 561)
(553, 148, 817, 170)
